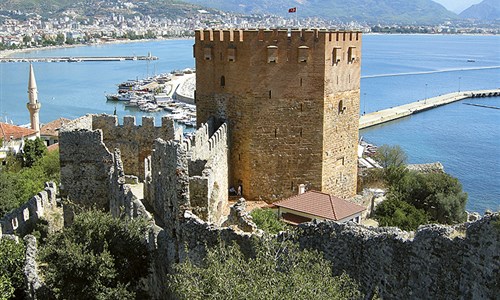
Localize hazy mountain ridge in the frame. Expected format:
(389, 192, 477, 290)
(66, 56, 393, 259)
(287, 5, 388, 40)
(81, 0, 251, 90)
(182, 0, 458, 24)
(459, 0, 499, 20)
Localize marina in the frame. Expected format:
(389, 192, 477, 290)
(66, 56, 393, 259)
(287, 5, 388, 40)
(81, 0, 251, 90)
(106, 69, 197, 127)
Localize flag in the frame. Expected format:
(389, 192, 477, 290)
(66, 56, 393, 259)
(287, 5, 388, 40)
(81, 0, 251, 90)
(288, 7, 297, 13)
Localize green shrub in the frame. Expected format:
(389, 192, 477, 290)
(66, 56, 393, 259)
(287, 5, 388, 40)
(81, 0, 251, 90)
(250, 208, 288, 234)
(0, 239, 26, 299)
(39, 210, 151, 299)
(374, 198, 429, 231)
(168, 239, 363, 300)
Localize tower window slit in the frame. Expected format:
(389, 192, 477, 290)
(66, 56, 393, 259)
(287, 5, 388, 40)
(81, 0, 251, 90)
(269, 90, 272, 99)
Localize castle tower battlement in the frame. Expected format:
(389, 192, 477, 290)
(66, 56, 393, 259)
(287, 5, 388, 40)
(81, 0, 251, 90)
(90, 114, 179, 180)
(195, 28, 361, 200)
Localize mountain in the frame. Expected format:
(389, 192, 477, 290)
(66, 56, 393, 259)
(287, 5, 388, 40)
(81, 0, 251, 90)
(459, 0, 499, 20)
(0, 0, 205, 19)
(182, 0, 458, 24)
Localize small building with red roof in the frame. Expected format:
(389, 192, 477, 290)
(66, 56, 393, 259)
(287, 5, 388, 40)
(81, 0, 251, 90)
(0, 122, 38, 162)
(274, 190, 366, 225)
(40, 117, 71, 147)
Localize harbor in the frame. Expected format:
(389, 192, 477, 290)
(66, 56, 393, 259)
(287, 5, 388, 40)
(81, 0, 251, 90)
(0, 55, 157, 63)
(106, 69, 196, 127)
(359, 89, 500, 129)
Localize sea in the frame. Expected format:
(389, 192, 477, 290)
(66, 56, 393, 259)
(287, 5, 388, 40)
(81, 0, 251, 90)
(0, 34, 498, 213)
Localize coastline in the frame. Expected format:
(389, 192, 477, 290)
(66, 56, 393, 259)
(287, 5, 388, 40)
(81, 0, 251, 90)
(0, 36, 193, 59)
(2, 33, 497, 58)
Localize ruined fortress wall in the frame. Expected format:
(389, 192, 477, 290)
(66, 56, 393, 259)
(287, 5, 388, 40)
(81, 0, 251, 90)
(60, 117, 113, 209)
(159, 211, 498, 300)
(0, 182, 57, 236)
(185, 121, 229, 224)
(92, 115, 177, 180)
(195, 29, 361, 200)
(293, 216, 499, 299)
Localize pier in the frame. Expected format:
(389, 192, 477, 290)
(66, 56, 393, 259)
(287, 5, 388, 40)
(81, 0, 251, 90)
(359, 89, 500, 129)
(0, 55, 158, 63)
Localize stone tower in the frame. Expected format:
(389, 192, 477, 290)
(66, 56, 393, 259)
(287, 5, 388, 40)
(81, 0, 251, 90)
(195, 29, 361, 201)
(27, 63, 41, 137)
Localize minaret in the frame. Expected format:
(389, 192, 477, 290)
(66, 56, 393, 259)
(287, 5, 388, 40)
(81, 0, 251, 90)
(27, 63, 41, 137)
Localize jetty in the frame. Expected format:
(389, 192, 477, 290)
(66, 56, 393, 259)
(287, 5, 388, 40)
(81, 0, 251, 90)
(0, 55, 158, 63)
(359, 89, 500, 129)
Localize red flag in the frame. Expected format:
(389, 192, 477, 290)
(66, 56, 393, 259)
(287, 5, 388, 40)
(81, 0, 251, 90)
(288, 7, 297, 13)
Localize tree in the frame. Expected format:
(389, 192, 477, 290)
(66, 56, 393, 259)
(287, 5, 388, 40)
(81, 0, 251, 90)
(373, 144, 409, 186)
(374, 144, 407, 169)
(250, 208, 288, 234)
(39, 210, 151, 300)
(55, 33, 65, 45)
(22, 138, 47, 168)
(373, 198, 428, 231)
(391, 172, 467, 224)
(0, 238, 26, 299)
(0, 150, 60, 217)
(168, 239, 363, 300)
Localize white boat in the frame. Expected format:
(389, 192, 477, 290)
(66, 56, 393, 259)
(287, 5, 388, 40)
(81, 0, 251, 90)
(105, 94, 120, 101)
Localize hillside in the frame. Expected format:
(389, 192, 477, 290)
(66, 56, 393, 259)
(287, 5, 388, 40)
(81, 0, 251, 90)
(0, 0, 205, 19)
(459, 0, 500, 20)
(182, 0, 458, 24)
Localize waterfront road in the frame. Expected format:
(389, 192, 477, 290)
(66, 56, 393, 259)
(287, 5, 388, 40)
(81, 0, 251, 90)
(359, 89, 500, 129)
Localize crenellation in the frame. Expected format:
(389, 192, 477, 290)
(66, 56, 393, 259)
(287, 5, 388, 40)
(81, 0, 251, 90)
(123, 115, 136, 127)
(142, 116, 154, 128)
(0, 182, 57, 236)
(92, 114, 118, 129)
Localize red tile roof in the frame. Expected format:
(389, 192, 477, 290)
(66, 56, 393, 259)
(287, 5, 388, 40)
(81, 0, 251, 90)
(40, 118, 71, 137)
(47, 143, 59, 152)
(0, 122, 37, 142)
(275, 190, 365, 221)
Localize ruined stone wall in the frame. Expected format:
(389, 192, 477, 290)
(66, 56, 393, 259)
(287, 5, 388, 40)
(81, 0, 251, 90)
(0, 182, 57, 236)
(60, 116, 113, 209)
(293, 215, 499, 299)
(157, 210, 498, 299)
(184, 120, 228, 224)
(92, 115, 178, 180)
(195, 29, 361, 201)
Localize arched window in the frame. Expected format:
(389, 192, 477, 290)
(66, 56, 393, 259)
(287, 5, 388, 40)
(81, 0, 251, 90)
(267, 45, 278, 63)
(338, 100, 345, 114)
(220, 76, 225, 87)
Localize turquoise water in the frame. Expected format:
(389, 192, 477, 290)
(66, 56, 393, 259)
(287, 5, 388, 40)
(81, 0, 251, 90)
(0, 35, 498, 213)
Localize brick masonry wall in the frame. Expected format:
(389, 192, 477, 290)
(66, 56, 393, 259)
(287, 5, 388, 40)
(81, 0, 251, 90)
(195, 29, 361, 201)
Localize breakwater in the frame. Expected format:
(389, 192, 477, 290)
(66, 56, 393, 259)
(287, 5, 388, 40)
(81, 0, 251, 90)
(0, 55, 158, 63)
(359, 89, 500, 129)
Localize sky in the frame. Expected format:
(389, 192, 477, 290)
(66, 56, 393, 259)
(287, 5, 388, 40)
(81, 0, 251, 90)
(432, 0, 484, 13)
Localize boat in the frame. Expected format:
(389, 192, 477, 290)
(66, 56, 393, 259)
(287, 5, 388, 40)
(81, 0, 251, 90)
(105, 94, 120, 101)
(139, 102, 161, 112)
(467, 59, 475, 62)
